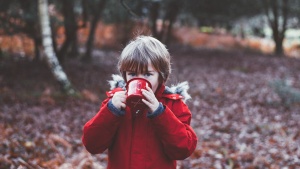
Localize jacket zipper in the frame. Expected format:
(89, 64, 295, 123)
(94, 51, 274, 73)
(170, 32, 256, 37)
(129, 110, 139, 168)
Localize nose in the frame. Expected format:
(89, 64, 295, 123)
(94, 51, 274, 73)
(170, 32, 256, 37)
(137, 74, 145, 79)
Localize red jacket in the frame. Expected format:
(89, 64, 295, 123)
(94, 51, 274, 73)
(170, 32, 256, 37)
(82, 84, 197, 169)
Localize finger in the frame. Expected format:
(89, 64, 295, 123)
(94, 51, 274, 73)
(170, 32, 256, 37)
(145, 85, 153, 92)
(120, 102, 126, 109)
(142, 99, 158, 113)
(116, 91, 127, 96)
(141, 89, 148, 96)
(116, 93, 127, 99)
(115, 90, 125, 94)
(142, 99, 151, 106)
(120, 91, 127, 97)
(142, 91, 153, 102)
(120, 97, 126, 103)
(142, 88, 155, 97)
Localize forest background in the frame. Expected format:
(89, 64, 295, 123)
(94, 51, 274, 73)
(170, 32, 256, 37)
(1, 0, 300, 168)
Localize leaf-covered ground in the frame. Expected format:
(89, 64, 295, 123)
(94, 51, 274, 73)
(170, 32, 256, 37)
(1, 46, 300, 169)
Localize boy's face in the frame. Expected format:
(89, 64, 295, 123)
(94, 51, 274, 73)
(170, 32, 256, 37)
(126, 62, 160, 93)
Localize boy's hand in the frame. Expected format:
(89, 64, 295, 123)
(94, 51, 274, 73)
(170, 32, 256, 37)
(142, 86, 159, 113)
(111, 91, 127, 110)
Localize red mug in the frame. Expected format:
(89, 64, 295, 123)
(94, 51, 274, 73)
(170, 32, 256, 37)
(126, 78, 152, 111)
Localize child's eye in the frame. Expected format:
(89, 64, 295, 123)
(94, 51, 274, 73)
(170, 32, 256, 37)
(144, 73, 152, 77)
(127, 72, 136, 76)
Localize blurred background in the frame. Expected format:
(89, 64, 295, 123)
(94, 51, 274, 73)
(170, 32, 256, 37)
(1, 0, 300, 168)
(1, 0, 300, 60)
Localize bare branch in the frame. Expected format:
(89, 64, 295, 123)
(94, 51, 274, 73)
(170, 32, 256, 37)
(261, 0, 273, 27)
(120, 0, 139, 18)
(281, 0, 289, 36)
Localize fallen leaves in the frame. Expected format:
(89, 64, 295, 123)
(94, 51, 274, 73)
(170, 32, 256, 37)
(1, 47, 300, 168)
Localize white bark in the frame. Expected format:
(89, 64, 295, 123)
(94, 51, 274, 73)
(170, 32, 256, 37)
(38, 0, 75, 95)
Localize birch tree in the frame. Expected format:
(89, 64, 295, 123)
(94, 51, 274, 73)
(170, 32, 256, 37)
(38, 0, 75, 95)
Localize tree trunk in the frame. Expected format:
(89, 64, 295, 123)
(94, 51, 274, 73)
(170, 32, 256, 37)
(273, 24, 284, 55)
(38, 0, 75, 95)
(57, 0, 78, 63)
(83, 0, 107, 62)
(164, 1, 180, 45)
(263, 0, 289, 55)
(81, 0, 88, 28)
(83, 15, 98, 62)
(33, 37, 41, 61)
(149, 2, 160, 40)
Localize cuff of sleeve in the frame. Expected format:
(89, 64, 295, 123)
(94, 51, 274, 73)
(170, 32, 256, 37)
(107, 99, 125, 116)
(147, 102, 165, 119)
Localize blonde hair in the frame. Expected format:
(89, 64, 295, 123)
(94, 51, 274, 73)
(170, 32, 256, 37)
(118, 36, 171, 83)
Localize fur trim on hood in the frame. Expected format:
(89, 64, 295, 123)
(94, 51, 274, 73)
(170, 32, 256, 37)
(108, 74, 191, 102)
(108, 74, 126, 90)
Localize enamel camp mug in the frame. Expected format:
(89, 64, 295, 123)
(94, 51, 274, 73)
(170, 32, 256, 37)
(126, 78, 152, 111)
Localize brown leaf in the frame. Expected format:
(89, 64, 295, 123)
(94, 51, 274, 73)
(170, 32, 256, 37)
(81, 89, 99, 103)
(215, 87, 223, 94)
(39, 95, 55, 105)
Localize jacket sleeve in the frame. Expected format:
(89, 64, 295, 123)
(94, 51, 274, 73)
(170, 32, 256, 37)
(82, 98, 123, 154)
(151, 100, 198, 160)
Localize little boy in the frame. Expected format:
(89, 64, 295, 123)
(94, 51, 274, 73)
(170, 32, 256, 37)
(82, 36, 197, 169)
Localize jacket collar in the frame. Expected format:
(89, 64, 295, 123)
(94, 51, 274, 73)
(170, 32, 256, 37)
(108, 74, 191, 103)
(154, 83, 165, 98)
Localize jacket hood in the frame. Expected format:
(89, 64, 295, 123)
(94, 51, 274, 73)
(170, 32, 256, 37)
(108, 74, 191, 102)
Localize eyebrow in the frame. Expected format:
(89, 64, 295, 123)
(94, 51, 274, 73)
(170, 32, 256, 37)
(144, 70, 157, 74)
(127, 71, 154, 73)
